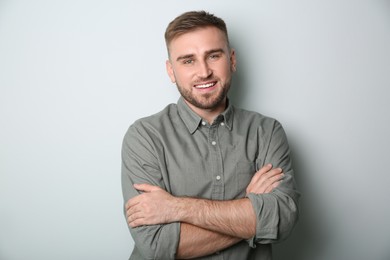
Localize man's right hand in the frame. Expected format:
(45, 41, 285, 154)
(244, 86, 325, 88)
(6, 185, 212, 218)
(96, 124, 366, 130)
(246, 164, 284, 196)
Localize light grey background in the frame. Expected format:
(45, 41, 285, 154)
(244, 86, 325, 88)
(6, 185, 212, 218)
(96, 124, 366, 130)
(1, 1, 389, 259)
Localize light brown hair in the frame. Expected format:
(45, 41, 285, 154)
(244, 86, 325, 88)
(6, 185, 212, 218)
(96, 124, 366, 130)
(165, 11, 230, 54)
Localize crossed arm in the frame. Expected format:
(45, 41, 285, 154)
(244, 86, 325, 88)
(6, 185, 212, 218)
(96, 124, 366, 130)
(125, 164, 283, 259)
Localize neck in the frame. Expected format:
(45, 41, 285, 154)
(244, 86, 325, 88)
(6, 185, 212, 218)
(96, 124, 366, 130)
(185, 99, 227, 124)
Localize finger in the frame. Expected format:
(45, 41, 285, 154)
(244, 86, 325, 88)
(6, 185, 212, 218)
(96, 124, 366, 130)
(127, 211, 143, 226)
(250, 164, 273, 183)
(133, 183, 161, 192)
(257, 164, 273, 175)
(264, 185, 273, 193)
(252, 171, 283, 193)
(126, 197, 140, 210)
(263, 167, 283, 180)
(269, 181, 281, 192)
(262, 172, 283, 190)
(133, 183, 152, 192)
(126, 204, 142, 219)
(272, 181, 281, 188)
(128, 216, 145, 228)
(265, 179, 282, 193)
(267, 172, 284, 183)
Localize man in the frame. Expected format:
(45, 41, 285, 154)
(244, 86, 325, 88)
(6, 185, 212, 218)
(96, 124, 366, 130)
(122, 10, 299, 260)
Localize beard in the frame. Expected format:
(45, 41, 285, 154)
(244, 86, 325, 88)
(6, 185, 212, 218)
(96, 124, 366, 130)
(175, 80, 231, 110)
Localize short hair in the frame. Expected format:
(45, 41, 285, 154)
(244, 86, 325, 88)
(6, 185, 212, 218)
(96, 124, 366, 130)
(165, 10, 230, 53)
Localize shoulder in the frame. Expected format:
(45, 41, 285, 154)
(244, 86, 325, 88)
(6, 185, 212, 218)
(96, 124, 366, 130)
(233, 107, 290, 149)
(124, 103, 178, 140)
(233, 106, 281, 129)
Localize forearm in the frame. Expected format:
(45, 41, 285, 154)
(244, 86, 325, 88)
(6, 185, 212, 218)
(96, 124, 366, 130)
(176, 197, 256, 239)
(176, 223, 241, 259)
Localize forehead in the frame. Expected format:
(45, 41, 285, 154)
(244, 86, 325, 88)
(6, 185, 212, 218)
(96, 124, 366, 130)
(168, 27, 229, 58)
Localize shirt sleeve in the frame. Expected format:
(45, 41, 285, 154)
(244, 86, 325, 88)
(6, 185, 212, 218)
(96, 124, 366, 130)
(246, 120, 300, 247)
(121, 122, 180, 259)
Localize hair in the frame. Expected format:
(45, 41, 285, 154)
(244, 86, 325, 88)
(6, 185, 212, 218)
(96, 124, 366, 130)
(165, 10, 230, 53)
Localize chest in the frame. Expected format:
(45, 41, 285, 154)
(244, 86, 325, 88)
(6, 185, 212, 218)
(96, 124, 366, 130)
(161, 124, 264, 200)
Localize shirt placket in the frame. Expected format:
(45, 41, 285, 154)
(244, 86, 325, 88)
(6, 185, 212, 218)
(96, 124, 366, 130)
(209, 124, 224, 201)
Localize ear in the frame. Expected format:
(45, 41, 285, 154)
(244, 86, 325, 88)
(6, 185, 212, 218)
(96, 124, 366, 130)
(230, 49, 237, 72)
(166, 60, 176, 83)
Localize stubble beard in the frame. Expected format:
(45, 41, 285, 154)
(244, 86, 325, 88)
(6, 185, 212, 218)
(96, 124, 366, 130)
(176, 80, 231, 110)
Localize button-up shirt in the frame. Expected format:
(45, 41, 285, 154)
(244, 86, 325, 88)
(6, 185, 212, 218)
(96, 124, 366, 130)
(122, 97, 300, 260)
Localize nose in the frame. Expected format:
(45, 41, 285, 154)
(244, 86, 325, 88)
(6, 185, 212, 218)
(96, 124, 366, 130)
(197, 60, 212, 79)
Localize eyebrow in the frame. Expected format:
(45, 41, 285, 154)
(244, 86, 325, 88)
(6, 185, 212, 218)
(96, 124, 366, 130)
(176, 54, 194, 62)
(176, 48, 226, 62)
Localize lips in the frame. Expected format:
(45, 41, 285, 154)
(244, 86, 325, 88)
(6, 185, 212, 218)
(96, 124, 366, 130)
(194, 81, 217, 89)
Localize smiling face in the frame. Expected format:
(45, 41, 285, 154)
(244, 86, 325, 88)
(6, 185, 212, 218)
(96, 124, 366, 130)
(166, 26, 236, 116)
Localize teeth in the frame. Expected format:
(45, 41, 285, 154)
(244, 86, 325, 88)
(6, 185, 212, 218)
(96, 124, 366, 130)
(195, 82, 215, 89)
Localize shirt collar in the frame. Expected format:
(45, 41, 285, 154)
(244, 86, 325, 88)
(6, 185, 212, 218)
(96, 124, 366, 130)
(177, 97, 203, 134)
(177, 97, 234, 134)
(222, 101, 233, 130)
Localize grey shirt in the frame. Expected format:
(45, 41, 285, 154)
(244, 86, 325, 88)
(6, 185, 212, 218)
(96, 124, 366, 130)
(121, 97, 300, 260)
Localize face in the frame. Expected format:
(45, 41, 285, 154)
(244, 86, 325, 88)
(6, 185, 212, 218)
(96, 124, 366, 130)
(166, 26, 236, 114)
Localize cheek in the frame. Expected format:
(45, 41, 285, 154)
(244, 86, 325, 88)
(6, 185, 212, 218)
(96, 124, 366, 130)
(215, 66, 232, 81)
(213, 62, 231, 74)
(175, 69, 194, 85)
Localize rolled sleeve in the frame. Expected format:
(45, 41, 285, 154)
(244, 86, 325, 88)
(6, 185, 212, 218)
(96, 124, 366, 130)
(129, 223, 181, 259)
(246, 190, 298, 246)
(121, 123, 180, 259)
(246, 120, 300, 247)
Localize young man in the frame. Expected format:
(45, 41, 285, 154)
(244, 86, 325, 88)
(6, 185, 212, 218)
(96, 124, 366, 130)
(122, 11, 299, 260)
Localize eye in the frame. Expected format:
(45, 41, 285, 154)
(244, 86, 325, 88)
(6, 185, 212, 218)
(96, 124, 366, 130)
(183, 59, 194, 65)
(209, 53, 221, 60)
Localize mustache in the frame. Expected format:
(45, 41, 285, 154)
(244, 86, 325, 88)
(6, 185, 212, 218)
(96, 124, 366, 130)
(194, 77, 218, 84)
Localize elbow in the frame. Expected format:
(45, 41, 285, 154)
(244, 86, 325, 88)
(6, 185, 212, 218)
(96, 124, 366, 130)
(130, 228, 157, 259)
(277, 195, 299, 242)
(129, 224, 180, 260)
(137, 246, 164, 260)
(248, 191, 299, 245)
(136, 248, 157, 260)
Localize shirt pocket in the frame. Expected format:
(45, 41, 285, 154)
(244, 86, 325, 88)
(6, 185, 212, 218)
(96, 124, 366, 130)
(236, 160, 257, 198)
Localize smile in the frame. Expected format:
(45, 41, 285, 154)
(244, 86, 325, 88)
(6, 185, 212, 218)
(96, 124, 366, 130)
(194, 81, 217, 89)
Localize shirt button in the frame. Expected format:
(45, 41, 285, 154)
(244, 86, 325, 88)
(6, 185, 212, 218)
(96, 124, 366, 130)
(220, 122, 225, 126)
(216, 175, 221, 180)
(202, 121, 206, 126)
(211, 141, 216, 146)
